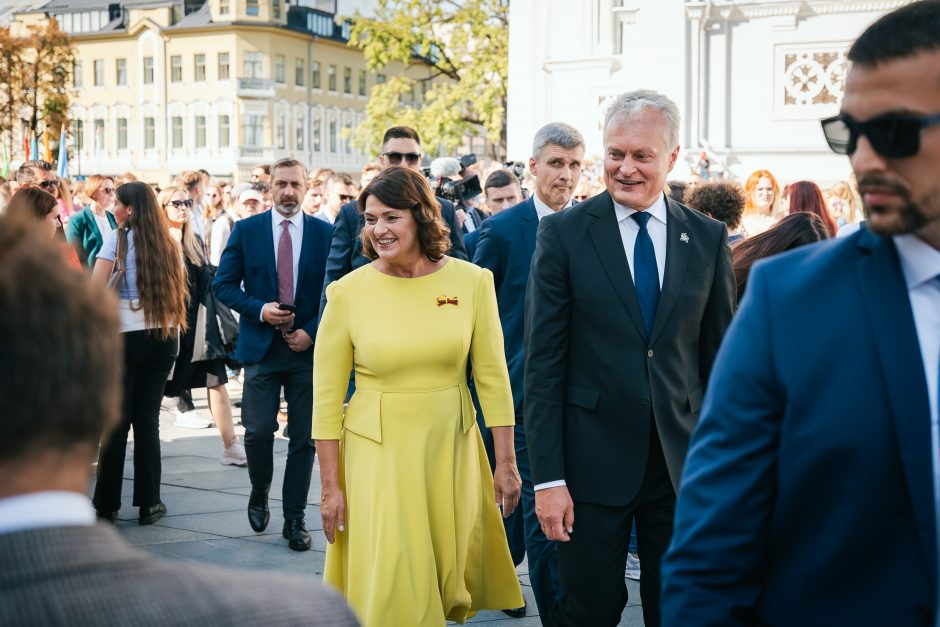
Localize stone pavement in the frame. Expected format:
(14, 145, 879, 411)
(94, 387, 643, 626)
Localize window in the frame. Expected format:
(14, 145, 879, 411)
(344, 125, 351, 154)
(376, 73, 386, 84)
(73, 60, 83, 88)
(243, 52, 263, 78)
(218, 0, 230, 15)
(311, 61, 320, 89)
(170, 55, 182, 82)
(143, 57, 154, 84)
(195, 116, 207, 148)
(358, 70, 366, 96)
(172, 116, 183, 148)
(312, 117, 321, 151)
(327, 65, 336, 91)
(295, 58, 304, 86)
(275, 55, 285, 83)
(93, 59, 104, 86)
(194, 54, 206, 82)
(296, 119, 304, 151)
(343, 67, 351, 94)
(117, 118, 127, 149)
(144, 117, 155, 149)
(247, 0, 259, 16)
(115, 58, 127, 86)
(329, 120, 337, 153)
(218, 52, 230, 80)
(218, 115, 230, 148)
(276, 115, 286, 149)
(272, 0, 280, 19)
(94, 119, 105, 151)
(74, 119, 84, 151)
(244, 115, 264, 147)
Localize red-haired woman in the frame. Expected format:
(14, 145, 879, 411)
(786, 180, 839, 236)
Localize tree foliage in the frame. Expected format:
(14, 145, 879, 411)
(346, 0, 509, 159)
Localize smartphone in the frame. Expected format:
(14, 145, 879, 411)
(277, 303, 296, 314)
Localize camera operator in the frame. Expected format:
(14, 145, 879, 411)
(429, 156, 487, 235)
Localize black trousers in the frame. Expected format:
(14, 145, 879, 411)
(549, 424, 676, 627)
(241, 334, 315, 521)
(94, 330, 179, 513)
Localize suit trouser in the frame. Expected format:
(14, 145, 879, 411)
(549, 426, 675, 627)
(241, 334, 315, 521)
(94, 330, 179, 513)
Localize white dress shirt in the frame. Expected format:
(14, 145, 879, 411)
(534, 193, 667, 492)
(894, 234, 940, 594)
(532, 191, 572, 221)
(271, 209, 304, 299)
(0, 491, 95, 535)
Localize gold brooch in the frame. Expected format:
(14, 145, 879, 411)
(436, 295, 459, 307)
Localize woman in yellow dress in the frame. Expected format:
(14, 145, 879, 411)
(313, 166, 524, 626)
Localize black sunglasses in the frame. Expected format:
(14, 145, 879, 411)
(167, 199, 194, 209)
(382, 151, 422, 165)
(821, 111, 940, 158)
(338, 194, 355, 202)
(37, 179, 58, 189)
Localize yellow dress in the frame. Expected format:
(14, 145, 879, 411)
(312, 258, 523, 627)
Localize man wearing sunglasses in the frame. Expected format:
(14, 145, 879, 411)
(663, 2, 940, 624)
(314, 172, 356, 226)
(320, 126, 468, 310)
(13, 160, 57, 195)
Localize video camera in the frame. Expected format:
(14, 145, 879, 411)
(428, 154, 482, 209)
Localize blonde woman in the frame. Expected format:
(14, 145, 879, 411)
(91, 182, 188, 524)
(65, 174, 118, 268)
(159, 186, 246, 467)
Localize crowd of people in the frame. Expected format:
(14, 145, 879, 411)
(1, 2, 939, 626)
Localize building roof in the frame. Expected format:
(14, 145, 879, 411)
(37, 0, 169, 11)
(169, 1, 211, 28)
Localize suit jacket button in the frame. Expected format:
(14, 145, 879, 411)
(647, 349, 654, 358)
(641, 398, 650, 406)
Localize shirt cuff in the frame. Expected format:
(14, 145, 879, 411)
(534, 480, 567, 491)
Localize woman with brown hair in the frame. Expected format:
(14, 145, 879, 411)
(91, 181, 188, 525)
(158, 186, 246, 467)
(313, 166, 523, 626)
(6, 187, 81, 268)
(732, 211, 831, 302)
(65, 174, 118, 268)
(786, 180, 839, 236)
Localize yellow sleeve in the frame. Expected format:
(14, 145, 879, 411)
(469, 268, 516, 428)
(312, 280, 354, 440)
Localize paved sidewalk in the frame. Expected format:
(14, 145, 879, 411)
(95, 387, 643, 626)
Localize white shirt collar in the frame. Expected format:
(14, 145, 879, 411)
(0, 491, 95, 535)
(272, 208, 303, 230)
(532, 191, 573, 221)
(613, 193, 669, 226)
(894, 234, 940, 290)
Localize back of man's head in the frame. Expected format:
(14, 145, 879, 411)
(16, 160, 55, 185)
(382, 126, 421, 146)
(848, 0, 940, 66)
(684, 181, 746, 231)
(0, 217, 121, 490)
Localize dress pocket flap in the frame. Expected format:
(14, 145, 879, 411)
(459, 384, 476, 434)
(344, 388, 383, 443)
(565, 384, 600, 410)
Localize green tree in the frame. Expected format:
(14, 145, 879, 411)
(20, 18, 74, 145)
(346, 0, 509, 159)
(0, 28, 24, 159)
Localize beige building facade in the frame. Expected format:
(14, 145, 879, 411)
(14, 0, 411, 183)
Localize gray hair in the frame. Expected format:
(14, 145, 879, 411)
(604, 90, 681, 149)
(532, 122, 585, 159)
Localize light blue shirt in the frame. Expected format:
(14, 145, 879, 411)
(98, 228, 139, 300)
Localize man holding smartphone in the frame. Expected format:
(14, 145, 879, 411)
(214, 158, 333, 552)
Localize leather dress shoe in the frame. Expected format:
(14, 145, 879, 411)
(501, 595, 527, 618)
(96, 509, 117, 524)
(283, 519, 311, 551)
(248, 488, 270, 532)
(139, 502, 166, 525)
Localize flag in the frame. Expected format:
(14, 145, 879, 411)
(0, 143, 9, 179)
(29, 134, 39, 161)
(56, 125, 69, 178)
(43, 129, 52, 162)
(23, 135, 29, 160)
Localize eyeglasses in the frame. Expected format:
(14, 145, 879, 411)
(167, 199, 194, 209)
(37, 179, 58, 190)
(821, 111, 940, 158)
(382, 151, 422, 165)
(101, 187, 115, 194)
(338, 194, 355, 202)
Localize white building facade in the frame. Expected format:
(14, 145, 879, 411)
(507, 0, 914, 184)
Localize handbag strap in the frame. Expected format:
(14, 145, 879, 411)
(109, 227, 128, 286)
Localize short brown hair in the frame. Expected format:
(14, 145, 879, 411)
(358, 166, 451, 262)
(0, 216, 122, 464)
(271, 158, 308, 182)
(176, 170, 203, 193)
(326, 172, 355, 189)
(684, 182, 746, 231)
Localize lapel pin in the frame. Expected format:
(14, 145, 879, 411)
(680, 233, 690, 244)
(436, 295, 459, 307)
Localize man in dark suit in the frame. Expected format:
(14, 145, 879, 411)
(214, 158, 333, 551)
(662, 4, 940, 624)
(474, 125, 584, 622)
(0, 216, 358, 627)
(320, 126, 467, 308)
(465, 169, 525, 260)
(524, 91, 735, 626)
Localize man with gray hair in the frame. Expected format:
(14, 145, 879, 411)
(472, 121, 584, 621)
(524, 90, 735, 625)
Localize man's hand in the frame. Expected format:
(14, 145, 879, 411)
(535, 485, 575, 542)
(261, 302, 294, 327)
(493, 459, 522, 518)
(283, 329, 313, 352)
(320, 485, 346, 544)
(455, 207, 467, 229)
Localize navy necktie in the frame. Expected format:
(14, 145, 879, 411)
(631, 211, 660, 339)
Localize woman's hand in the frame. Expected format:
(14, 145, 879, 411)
(320, 485, 346, 544)
(493, 459, 522, 518)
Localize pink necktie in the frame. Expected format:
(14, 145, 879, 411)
(277, 220, 293, 331)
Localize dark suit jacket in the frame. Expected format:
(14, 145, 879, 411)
(214, 210, 332, 365)
(319, 196, 468, 310)
(65, 206, 118, 268)
(461, 206, 489, 234)
(463, 228, 481, 261)
(524, 191, 735, 506)
(662, 229, 937, 625)
(473, 197, 538, 416)
(0, 524, 359, 626)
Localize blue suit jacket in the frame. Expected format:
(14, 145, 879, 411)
(463, 228, 482, 261)
(213, 211, 332, 365)
(662, 228, 937, 625)
(472, 197, 538, 416)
